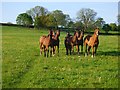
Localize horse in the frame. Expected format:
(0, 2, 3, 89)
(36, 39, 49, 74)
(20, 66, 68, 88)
(39, 35, 47, 55)
(64, 31, 81, 55)
(71, 31, 79, 54)
(64, 32, 73, 55)
(84, 28, 99, 58)
(76, 30, 84, 54)
(39, 30, 53, 57)
(52, 30, 60, 55)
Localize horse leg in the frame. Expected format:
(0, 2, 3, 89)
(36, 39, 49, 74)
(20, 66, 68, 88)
(76, 45, 80, 55)
(81, 44, 83, 54)
(46, 46, 49, 57)
(50, 47, 53, 57)
(57, 45, 59, 56)
(88, 46, 91, 56)
(70, 47, 72, 55)
(85, 44, 87, 57)
(44, 46, 46, 57)
(52, 46, 55, 56)
(66, 47, 68, 55)
(40, 43, 43, 55)
(94, 45, 98, 56)
(72, 44, 74, 53)
(91, 46, 94, 58)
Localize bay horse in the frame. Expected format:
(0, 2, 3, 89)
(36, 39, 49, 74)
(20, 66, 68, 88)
(39, 30, 53, 57)
(64, 31, 81, 55)
(84, 28, 99, 57)
(76, 30, 84, 54)
(64, 32, 73, 55)
(52, 30, 60, 55)
(71, 31, 79, 54)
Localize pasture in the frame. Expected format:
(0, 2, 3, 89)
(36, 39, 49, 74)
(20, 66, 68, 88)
(2, 26, 119, 88)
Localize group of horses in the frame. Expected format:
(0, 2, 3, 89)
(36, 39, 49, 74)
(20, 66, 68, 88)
(39, 28, 99, 58)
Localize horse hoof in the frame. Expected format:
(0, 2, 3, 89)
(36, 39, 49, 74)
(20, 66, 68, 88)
(52, 54, 55, 56)
(91, 55, 94, 58)
(85, 53, 87, 57)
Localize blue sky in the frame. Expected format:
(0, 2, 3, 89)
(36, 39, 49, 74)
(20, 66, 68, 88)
(1, 2, 118, 24)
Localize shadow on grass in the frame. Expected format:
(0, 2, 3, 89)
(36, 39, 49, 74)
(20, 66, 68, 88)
(98, 51, 120, 56)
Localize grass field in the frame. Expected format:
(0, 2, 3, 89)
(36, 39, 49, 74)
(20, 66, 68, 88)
(2, 26, 119, 88)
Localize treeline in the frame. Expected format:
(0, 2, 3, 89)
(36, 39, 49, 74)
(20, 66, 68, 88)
(15, 6, 120, 33)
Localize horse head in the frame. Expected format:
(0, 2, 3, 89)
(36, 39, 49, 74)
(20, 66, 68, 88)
(94, 28, 100, 36)
(56, 30, 60, 37)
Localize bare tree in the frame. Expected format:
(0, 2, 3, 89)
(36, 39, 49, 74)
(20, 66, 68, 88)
(77, 8, 97, 31)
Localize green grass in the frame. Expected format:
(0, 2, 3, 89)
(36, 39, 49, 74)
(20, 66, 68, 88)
(2, 26, 119, 88)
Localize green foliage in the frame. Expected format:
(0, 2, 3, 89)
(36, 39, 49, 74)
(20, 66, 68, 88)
(34, 15, 49, 29)
(102, 24, 111, 33)
(94, 17, 105, 28)
(2, 26, 119, 88)
(74, 21, 84, 30)
(26, 6, 49, 20)
(117, 25, 120, 31)
(51, 10, 67, 27)
(67, 21, 75, 28)
(16, 13, 33, 27)
(109, 23, 117, 31)
(45, 13, 57, 28)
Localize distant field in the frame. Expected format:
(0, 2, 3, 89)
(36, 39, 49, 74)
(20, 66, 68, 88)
(2, 26, 119, 88)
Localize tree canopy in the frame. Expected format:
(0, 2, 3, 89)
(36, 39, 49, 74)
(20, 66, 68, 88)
(26, 6, 49, 21)
(16, 5, 118, 31)
(77, 8, 97, 30)
(16, 13, 33, 27)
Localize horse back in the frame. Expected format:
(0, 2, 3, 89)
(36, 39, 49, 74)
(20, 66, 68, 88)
(84, 35, 92, 42)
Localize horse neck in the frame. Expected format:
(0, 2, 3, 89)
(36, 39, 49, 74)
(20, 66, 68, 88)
(78, 33, 83, 40)
(92, 33, 98, 41)
(49, 34, 52, 41)
(72, 34, 77, 42)
(55, 34, 59, 40)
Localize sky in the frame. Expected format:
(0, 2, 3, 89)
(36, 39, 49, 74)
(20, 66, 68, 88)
(1, 2, 119, 24)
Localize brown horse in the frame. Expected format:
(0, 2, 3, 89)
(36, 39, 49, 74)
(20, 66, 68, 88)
(64, 31, 82, 55)
(71, 31, 79, 54)
(76, 30, 84, 54)
(64, 32, 73, 55)
(52, 30, 60, 55)
(84, 28, 99, 57)
(39, 30, 53, 57)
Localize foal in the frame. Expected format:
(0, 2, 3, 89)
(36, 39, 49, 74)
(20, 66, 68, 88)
(84, 28, 99, 57)
(52, 30, 60, 55)
(64, 32, 73, 55)
(76, 30, 84, 54)
(39, 30, 53, 57)
(71, 31, 79, 53)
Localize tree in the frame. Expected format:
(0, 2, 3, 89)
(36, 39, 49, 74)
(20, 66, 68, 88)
(16, 13, 33, 27)
(94, 17, 105, 28)
(102, 24, 111, 33)
(26, 6, 49, 21)
(65, 14, 71, 27)
(26, 6, 49, 29)
(51, 10, 67, 28)
(74, 21, 84, 30)
(109, 23, 117, 31)
(45, 13, 58, 28)
(117, 25, 120, 31)
(67, 21, 75, 28)
(77, 8, 97, 31)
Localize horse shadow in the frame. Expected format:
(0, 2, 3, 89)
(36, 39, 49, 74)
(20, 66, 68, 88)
(97, 51, 120, 56)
